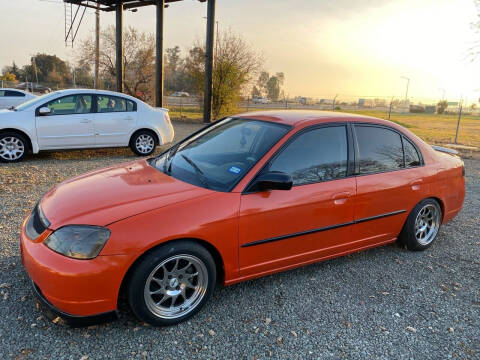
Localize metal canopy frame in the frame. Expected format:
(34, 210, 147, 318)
(64, 0, 187, 12)
(63, 0, 214, 123)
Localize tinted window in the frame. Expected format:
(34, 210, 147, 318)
(97, 95, 135, 113)
(153, 118, 290, 192)
(356, 125, 404, 174)
(403, 138, 421, 167)
(43, 95, 92, 115)
(269, 126, 348, 186)
(5, 90, 25, 97)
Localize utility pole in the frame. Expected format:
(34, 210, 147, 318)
(94, 3, 100, 89)
(454, 98, 463, 144)
(401, 76, 410, 104)
(332, 94, 338, 111)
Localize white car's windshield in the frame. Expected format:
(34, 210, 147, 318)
(14, 92, 59, 111)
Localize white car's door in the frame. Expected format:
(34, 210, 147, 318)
(93, 95, 137, 146)
(35, 94, 95, 149)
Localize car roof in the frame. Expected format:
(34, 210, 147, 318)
(48, 88, 140, 102)
(237, 110, 394, 128)
(0, 88, 29, 93)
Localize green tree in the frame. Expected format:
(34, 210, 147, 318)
(265, 72, 285, 101)
(256, 71, 269, 96)
(185, 30, 263, 120)
(437, 100, 448, 114)
(2, 62, 21, 80)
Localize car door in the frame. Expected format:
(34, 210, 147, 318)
(35, 94, 95, 149)
(351, 124, 427, 246)
(238, 125, 356, 277)
(93, 95, 137, 146)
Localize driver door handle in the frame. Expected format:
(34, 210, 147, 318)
(80, 119, 92, 123)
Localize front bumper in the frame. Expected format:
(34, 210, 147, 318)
(20, 218, 131, 321)
(32, 281, 118, 327)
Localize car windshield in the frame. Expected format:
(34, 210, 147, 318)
(13, 92, 58, 111)
(152, 117, 291, 192)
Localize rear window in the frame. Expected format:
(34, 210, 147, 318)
(355, 125, 404, 174)
(4, 90, 25, 97)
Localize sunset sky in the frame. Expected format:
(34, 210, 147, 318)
(1, 0, 479, 103)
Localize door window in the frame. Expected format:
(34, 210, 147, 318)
(355, 125, 404, 174)
(97, 95, 135, 113)
(268, 126, 348, 186)
(43, 95, 92, 115)
(403, 137, 421, 167)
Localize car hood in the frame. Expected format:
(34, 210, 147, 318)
(41, 159, 212, 228)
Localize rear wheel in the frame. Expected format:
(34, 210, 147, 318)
(398, 198, 442, 251)
(0, 132, 28, 163)
(130, 130, 157, 156)
(127, 241, 216, 326)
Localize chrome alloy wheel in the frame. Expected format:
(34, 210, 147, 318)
(414, 204, 440, 246)
(0, 136, 25, 161)
(144, 255, 208, 320)
(135, 134, 155, 154)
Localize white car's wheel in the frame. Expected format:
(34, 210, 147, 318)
(0, 132, 28, 163)
(130, 130, 157, 156)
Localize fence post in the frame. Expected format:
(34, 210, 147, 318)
(454, 100, 463, 144)
(180, 96, 183, 117)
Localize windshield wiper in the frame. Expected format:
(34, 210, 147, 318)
(160, 142, 181, 174)
(181, 154, 210, 189)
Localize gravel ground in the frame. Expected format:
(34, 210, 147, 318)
(0, 121, 478, 360)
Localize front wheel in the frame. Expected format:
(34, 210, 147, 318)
(398, 198, 442, 251)
(130, 130, 157, 156)
(127, 241, 216, 326)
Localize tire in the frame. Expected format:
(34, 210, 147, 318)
(127, 240, 216, 326)
(0, 132, 28, 163)
(130, 130, 157, 156)
(398, 198, 442, 251)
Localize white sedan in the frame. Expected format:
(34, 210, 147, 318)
(0, 88, 36, 109)
(0, 89, 174, 162)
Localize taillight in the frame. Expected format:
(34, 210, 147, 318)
(462, 165, 465, 177)
(165, 113, 171, 125)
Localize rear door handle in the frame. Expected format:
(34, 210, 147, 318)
(410, 179, 422, 190)
(125, 116, 134, 121)
(332, 192, 352, 205)
(80, 119, 91, 123)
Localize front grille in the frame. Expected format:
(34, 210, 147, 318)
(25, 203, 48, 240)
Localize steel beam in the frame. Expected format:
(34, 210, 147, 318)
(203, 0, 215, 123)
(155, 0, 165, 107)
(115, 3, 123, 93)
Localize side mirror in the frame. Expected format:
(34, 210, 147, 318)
(251, 171, 293, 192)
(38, 107, 51, 116)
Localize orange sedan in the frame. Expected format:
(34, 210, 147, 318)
(20, 111, 465, 326)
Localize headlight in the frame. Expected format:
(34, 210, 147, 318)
(25, 202, 50, 240)
(44, 225, 110, 260)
